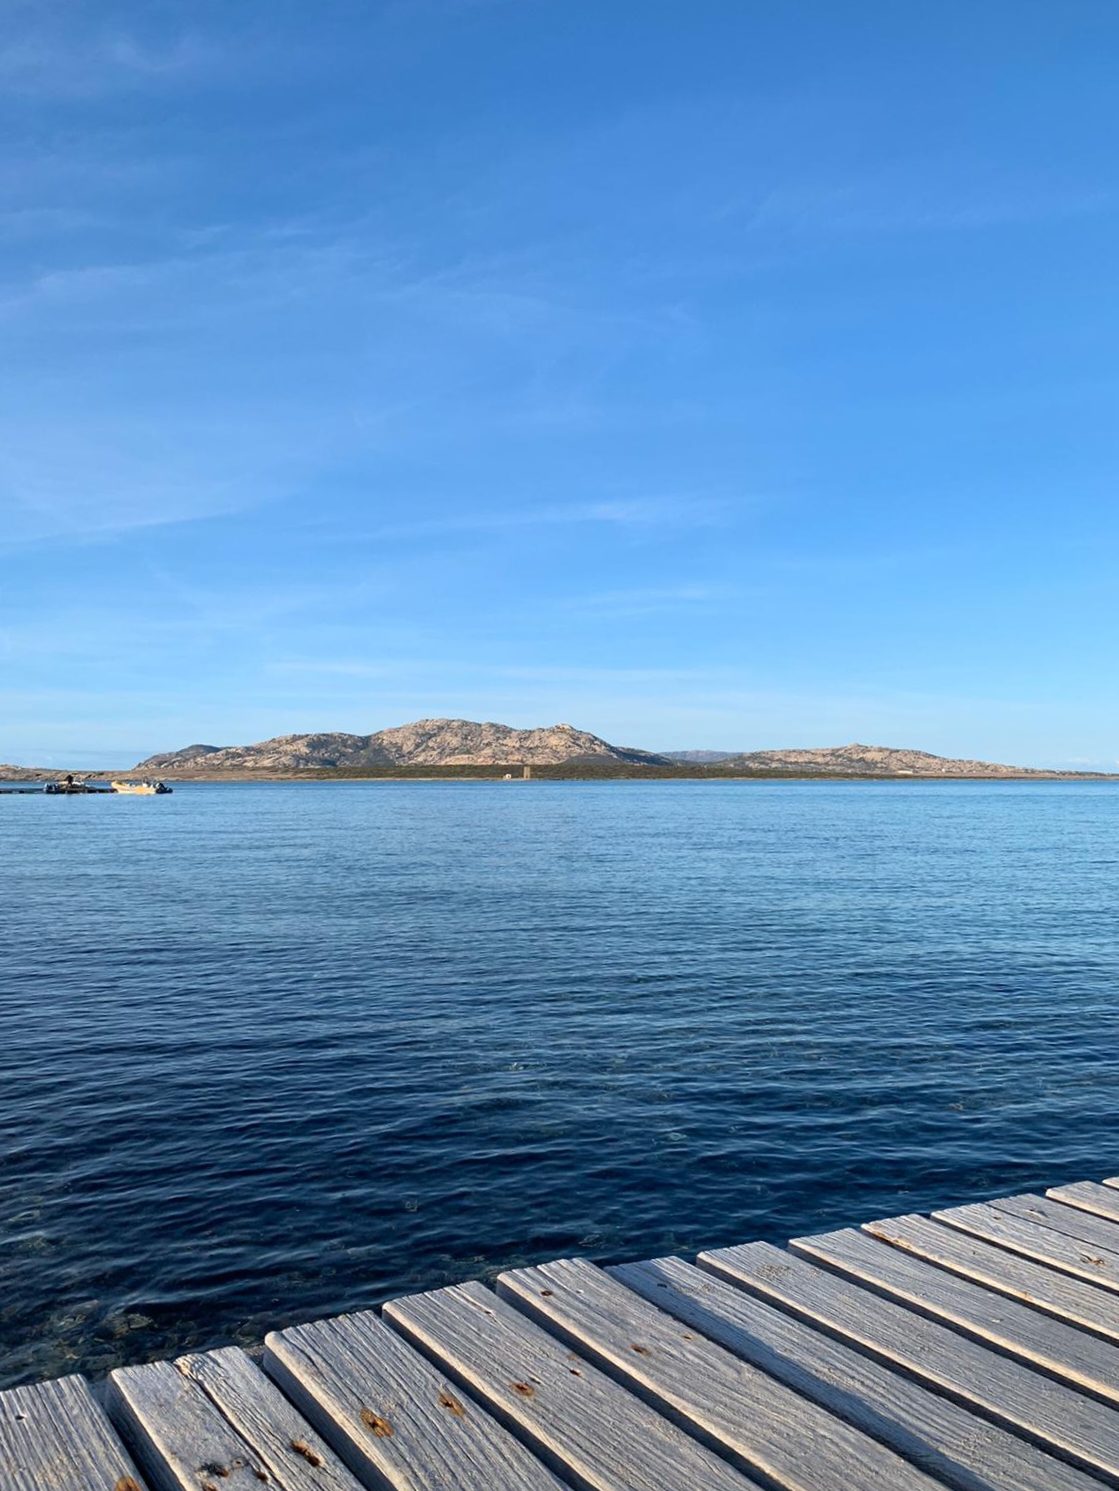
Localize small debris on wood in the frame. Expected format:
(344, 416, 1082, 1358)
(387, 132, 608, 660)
(360, 1407, 394, 1436)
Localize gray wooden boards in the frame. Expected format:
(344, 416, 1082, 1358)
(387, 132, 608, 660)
(108, 1345, 363, 1491)
(1049, 1180, 1119, 1226)
(383, 1277, 756, 1491)
(265, 1305, 567, 1491)
(699, 1237, 1119, 1480)
(864, 1211, 1119, 1339)
(0, 1373, 146, 1491)
(611, 1254, 1101, 1491)
(792, 1224, 1119, 1404)
(497, 1255, 943, 1491)
(988, 1192, 1119, 1254)
(936, 1198, 1119, 1291)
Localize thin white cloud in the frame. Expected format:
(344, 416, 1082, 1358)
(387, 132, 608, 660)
(0, 0, 521, 104)
(739, 172, 1113, 241)
(0, 426, 292, 545)
(364, 496, 732, 543)
(560, 584, 734, 620)
(0, 27, 216, 98)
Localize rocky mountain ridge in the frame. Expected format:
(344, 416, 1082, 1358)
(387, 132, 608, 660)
(715, 742, 1057, 777)
(135, 744, 222, 771)
(5, 724, 1105, 779)
(0, 764, 99, 781)
(134, 719, 668, 774)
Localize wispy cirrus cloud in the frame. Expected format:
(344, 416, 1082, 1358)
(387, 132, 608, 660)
(0, 207, 716, 546)
(363, 495, 732, 544)
(0, 0, 521, 103)
(558, 584, 735, 620)
(739, 175, 1113, 239)
(0, 415, 305, 546)
(0, 25, 216, 98)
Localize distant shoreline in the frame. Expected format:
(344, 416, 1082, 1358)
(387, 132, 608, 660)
(37, 766, 1119, 784)
(40, 719, 1107, 784)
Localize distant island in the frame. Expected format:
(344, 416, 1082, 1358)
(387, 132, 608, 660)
(3, 719, 1113, 782)
(133, 719, 666, 774)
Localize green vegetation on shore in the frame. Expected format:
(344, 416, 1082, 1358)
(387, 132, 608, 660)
(201, 762, 1110, 782)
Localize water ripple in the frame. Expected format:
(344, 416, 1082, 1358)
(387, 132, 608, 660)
(2, 779, 1119, 1385)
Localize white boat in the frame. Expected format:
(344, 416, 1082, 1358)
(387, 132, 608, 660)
(111, 780, 173, 795)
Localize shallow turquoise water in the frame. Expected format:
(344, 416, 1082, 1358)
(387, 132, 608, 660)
(2, 779, 1118, 1386)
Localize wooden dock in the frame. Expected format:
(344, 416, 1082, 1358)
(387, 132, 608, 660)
(7, 1176, 1119, 1489)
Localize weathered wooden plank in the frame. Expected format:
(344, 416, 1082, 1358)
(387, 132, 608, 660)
(699, 1237, 1119, 1480)
(866, 1211, 1119, 1338)
(384, 1278, 756, 1491)
(498, 1255, 942, 1491)
(990, 1191, 1119, 1254)
(937, 1199, 1119, 1292)
(109, 1346, 361, 1491)
(612, 1255, 1101, 1491)
(793, 1225, 1119, 1404)
(1049, 1180, 1119, 1226)
(265, 1306, 567, 1491)
(0, 1374, 146, 1491)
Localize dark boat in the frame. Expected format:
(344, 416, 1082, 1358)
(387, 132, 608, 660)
(44, 777, 115, 795)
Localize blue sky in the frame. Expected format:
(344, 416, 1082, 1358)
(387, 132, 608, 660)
(3, 0, 1118, 768)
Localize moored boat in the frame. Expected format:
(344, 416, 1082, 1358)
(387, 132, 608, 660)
(44, 779, 114, 794)
(111, 780, 173, 795)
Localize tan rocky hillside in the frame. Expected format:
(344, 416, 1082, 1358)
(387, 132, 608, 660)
(0, 764, 99, 781)
(133, 719, 669, 773)
(717, 742, 1057, 777)
(133, 744, 223, 772)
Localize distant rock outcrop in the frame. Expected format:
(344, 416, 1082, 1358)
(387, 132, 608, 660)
(0, 764, 100, 781)
(715, 742, 1053, 777)
(132, 744, 224, 772)
(132, 720, 670, 774)
(3, 730, 1099, 779)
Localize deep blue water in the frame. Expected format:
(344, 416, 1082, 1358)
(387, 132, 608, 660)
(3, 779, 1119, 1388)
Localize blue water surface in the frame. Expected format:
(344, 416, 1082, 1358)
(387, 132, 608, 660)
(2, 779, 1119, 1387)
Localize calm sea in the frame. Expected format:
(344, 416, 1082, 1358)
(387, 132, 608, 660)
(3, 779, 1119, 1387)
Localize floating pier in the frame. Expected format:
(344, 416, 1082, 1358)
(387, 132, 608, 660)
(0, 781, 170, 795)
(6, 1176, 1119, 1489)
